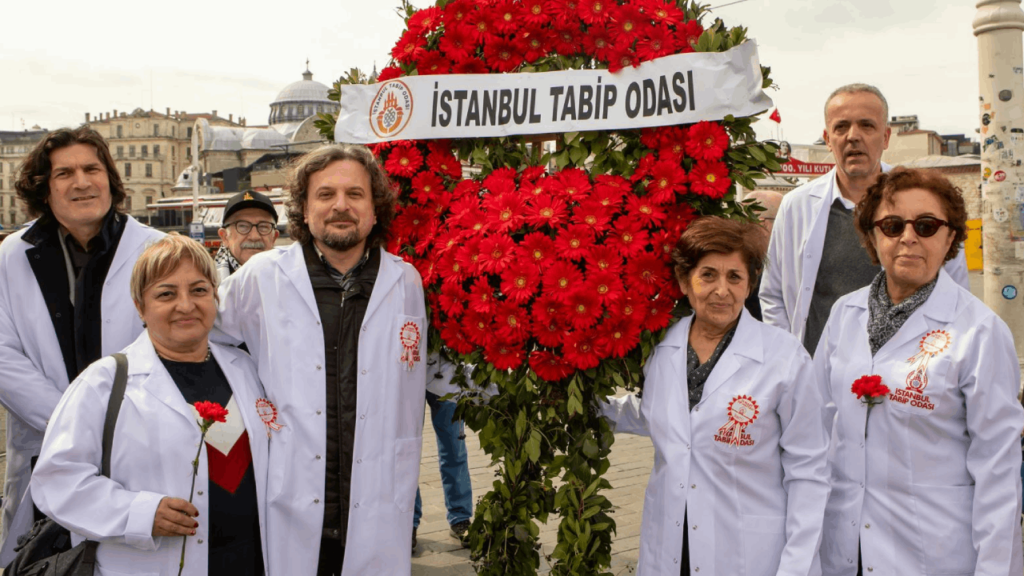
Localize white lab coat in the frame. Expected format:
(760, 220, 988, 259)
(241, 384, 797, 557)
(814, 269, 1024, 576)
(0, 216, 163, 563)
(759, 166, 969, 344)
(216, 243, 428, 576)
(602, 310, 830, 576)
(29, 333, 270, 576)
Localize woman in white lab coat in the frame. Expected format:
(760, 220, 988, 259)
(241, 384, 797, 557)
(31, 235, 270, 576)
(815, 167, 1024, 576)
(603, 217, 830, 576)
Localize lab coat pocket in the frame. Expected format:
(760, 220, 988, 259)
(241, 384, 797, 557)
(887, 358, 951, 416)
(393, 437, 421, 513)
(741, 515, 785, 576)
(911, 484, 974, 575)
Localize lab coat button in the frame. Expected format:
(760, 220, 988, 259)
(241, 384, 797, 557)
(197, 490, 203, 496)
(362, 326, 367, 332)
(361, 369, 367, 375)
(691, 484, 696, 489)
(848, 559, 854, 564)
(673, 559, 679, 564)
(316, 410, 322, 415)
(694, 568, 699, 573)
(864, 523, 870, 529)
(676, 521, 680, 526)
(691, 525, 697, 530)
(679, 483, 684, 488)
(356, 459, 362, 464)
(314, 499, 320, 504)
(316, 364, 322, 370)
(354, 503, 360, 508)
(867, 568, 873, 572)
(105, 319, 111, 324)
(315, 455, 322, 460)
(316, 321, 321, 326)
(804, 287, 810, 291)
(694, 406, 699, 412)
(360, 414, 366, 420)
(197, 539, 203, 544)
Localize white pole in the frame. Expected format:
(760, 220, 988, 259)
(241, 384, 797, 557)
(974, 0, 1024, 361)
(191, 125, 200, 224)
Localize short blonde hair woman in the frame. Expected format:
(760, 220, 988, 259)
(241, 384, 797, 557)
(32, 234, 273, 576)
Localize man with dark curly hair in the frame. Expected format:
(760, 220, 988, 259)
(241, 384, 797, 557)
(0, 126, 163, 562)
(215, 143, 427, 576)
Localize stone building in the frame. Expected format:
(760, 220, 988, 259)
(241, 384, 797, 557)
(0, 128, 48, 229)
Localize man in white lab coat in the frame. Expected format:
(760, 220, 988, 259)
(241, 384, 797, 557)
(760, 84, 968, 352)
(0, 126, 163, 563)
(216, 144, 427, 576)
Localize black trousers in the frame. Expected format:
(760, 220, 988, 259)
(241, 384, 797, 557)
(317, 537, 346, 576)
(680, 512, 689, 575)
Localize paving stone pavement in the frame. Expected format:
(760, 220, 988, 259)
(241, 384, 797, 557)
(412, 394, 652, 576)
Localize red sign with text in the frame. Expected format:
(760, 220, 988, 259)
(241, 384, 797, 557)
(779, 158, 834, 176)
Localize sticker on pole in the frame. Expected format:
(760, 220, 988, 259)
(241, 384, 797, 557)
(189, 222, 205, 241)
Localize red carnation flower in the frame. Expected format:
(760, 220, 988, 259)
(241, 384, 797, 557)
(418, 51, 452, 76)
(521, 0, 551, 26)
(383, 144, 423, 178)
(482, 193, 525, 232)
(525, 195, 569, 228)
(577, 0, 612, 24)
(587, 269, 625, 305)
(407, 6, 443, 35)
(542, 260, 584, 303)
(453, 57, 489, 74)
(638, 0, 684, 25)
(484, 341, 525, 371)
(484, 36, 525, 73)
(566, 289, 603, 329)
(636, 23, 677, 62)
(550, 168, 592, 201)
(530, 350, 575, 382)
(689, 159, 732, 199)
(554, 224, 596, 261)
(625, 195, 668, 228)
(564, 330, 604, 370)
(491, 0, 521, 35)
(852, 375, 890, 406)
(551, 24, 581, 57)
(478, 234, 517, 274)
(194, 401, 228, 424)
(607, 219, 650, 258)
(392, 29, 428, 65)
(590, 244, 625, 274)
(521, 233, 557, 267)
(376, 65, 403, 82)
(677, 20, 704, 53)
(410, 172, 445, 204)
(500, 261, 541, 304)
(685, 121, 730, 162)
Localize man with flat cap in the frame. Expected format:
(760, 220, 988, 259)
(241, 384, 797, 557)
(215, 190, 280, 280)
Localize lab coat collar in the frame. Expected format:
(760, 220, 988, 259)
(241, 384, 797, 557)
(276, 242, 319, 319)
(362, 249, 405, 326)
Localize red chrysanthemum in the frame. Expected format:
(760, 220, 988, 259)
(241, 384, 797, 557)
(478, 234, 517, 274)
(577, 0, 612, 24)
(689, 159, 732, 199)
(493, 301, 531, 343)
(542, 260, 584, 303)
(677, 20, 704, 53)
(383, 144, 423, 178)
(500, 260, 541, 304)
(408, 6, 443, 35)
(484, 36, 525, 73)
(524, 195, 569, 228)
(392, 29, 428, 65)
(685, 121, 729, 161)
(484, 341, 525, 370)
(554, 224, 596, 261)
(636, 23, 677, 62)
(530, 350, 575, 382)
(418, 51, 452, 76)
(483, 193, 526, 232)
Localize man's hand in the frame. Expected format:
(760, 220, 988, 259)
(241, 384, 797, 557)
(152, 497, 199, 537)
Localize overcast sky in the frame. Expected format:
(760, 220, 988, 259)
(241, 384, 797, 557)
(0, 0, 981, 146)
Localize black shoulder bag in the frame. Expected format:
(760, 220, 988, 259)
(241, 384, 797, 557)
(6, 352, 129, 576)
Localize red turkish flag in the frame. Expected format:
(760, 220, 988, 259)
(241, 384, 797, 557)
(769, 109, 782, 123)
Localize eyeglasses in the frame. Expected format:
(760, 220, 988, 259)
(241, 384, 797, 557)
(225, 220, 276, 235)
(872, 216, 951, 238)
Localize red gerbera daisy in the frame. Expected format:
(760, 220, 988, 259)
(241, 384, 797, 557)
(483, 167, 518, 192)
(649, 229, 679, 262)
(551, 24, 580, 56)
(530, 350, 575, 382)
(582, 26, 617, 63)
(441, 323, 476, 355)
(566, 289, 603, 329)
(534, 318, 570, 347)
(542, 260, 584, 302)
(590, 244, 625, 274)
(463, 310, 497, 347)
(521, 0, 550, 26)
(643, 297, 675, 332)
(607, 44, 641, 73)
(493, 301, 530, 343)
(677, 20, 704, 53)
(607, 5, 649, 44)
(484, 36, 525, 73)
(376, 65, 403, 82)
(626, 252, 671, 297)
(522, 165, 546, 181)
(587, 269, 626, 305)
(524, 195, 569, 228)
(638, 0, 684, 26)
(548, 0, 581, 23)
(482, 193, 525, 232)
(689, 159, 732, 199)
(437, 253, 468, 288)
(466, 9, 497, 44)
(453, 57, 489, 74)
(521, 233, 557, 267)
(484, 341, 525, 370)
(468, 276, 497, 314)
(602, 316, 642, 358)
(644, 159, 687, 202)
(564, 330, 604, 370)
(500, 260, 541, 304)
(636, 24, 677, 62)
(478, 234, 517, 273)
(607, 219, 650, 257)
(554, 224, 596, 261)
(520, 27, 552, 63)
(550, 168, 592, 201)
(408, 6, 443, 35)
(443, 0, 475, 28)
(491, 0, 521, 35)
(392, 29, 428, 65)
(572, 200, 612, 233)
(577, 0, 612, 25)
(619, 293, 650, 323)
(532, 293, 566, 329)
(426, 151, 462, 181)
(383, 144, 423, 178)
(685, 121, 730, 162)
(440, 24, 478, 63)
(410, 172, 445, 204)
(438, 286, 469, 317)
(592, 175, 630, 209)
(454, 235, 485, 275)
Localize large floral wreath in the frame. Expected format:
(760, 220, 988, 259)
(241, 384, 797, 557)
(318, 1, 779, 573)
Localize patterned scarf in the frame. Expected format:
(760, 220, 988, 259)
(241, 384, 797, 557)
(867, 270, 938, 356)
(214, 245, 241, 278)
(685, 322, 738, 410)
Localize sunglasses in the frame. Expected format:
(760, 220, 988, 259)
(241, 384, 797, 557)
(871, 216, 951, 238)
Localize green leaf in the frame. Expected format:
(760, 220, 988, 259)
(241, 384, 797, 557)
(748, 146, 767, 163)
(526, 430, 542, 463)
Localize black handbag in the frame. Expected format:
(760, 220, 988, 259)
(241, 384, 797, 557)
(6, 352, 129, 576)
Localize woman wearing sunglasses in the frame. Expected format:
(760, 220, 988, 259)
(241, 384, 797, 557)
(814, 167, 1023, 575)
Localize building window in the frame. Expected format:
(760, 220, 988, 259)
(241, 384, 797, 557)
(0, 181, 3, 191)
(154, 145, 160, 157)
(116, 145, 124, 158)
(10, 163, 15, 173)
(124, 163, 132, 177)
(0, 195, 4, 206)
(116, 125, 123, 138)
(171, 147, 175, 157)
(153, 125, 159, 136)
(129, 145, 136, 157)
(125, 196, 132, 211)
(171, 126, 175, 137)
(187, 127, 192, 138)
(145, 195, 153, 206)
(0, 162, 3, 173)
(141, 145, 148, 157)
(8, 212, 13, 225)
(145, 164, 152, 178)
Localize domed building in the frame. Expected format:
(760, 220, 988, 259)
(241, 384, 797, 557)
(269, 67, 339, 138)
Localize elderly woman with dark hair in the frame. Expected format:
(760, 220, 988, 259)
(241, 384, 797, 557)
(602, 216, 830, 576)
(815, 167, 1024, 575)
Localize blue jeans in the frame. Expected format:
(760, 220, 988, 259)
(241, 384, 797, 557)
(413, 391, 473, 528)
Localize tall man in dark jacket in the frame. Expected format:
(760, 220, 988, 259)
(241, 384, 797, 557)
(0, 127, 163, 562)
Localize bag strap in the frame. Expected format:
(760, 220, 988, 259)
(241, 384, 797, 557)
(101, 353, 129, 478)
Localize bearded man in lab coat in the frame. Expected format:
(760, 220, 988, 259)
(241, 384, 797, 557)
(760, 83, 968, 353)
(0, 126, 163, 562)
(216, 144, 427, 576)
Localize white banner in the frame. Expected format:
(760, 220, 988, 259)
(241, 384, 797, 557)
(335, 41, 772, 144)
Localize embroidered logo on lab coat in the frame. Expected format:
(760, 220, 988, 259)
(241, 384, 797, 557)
(888, 330, 950, 412)
(399, 321, 422, 371)
(714, 395, 759, 447)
